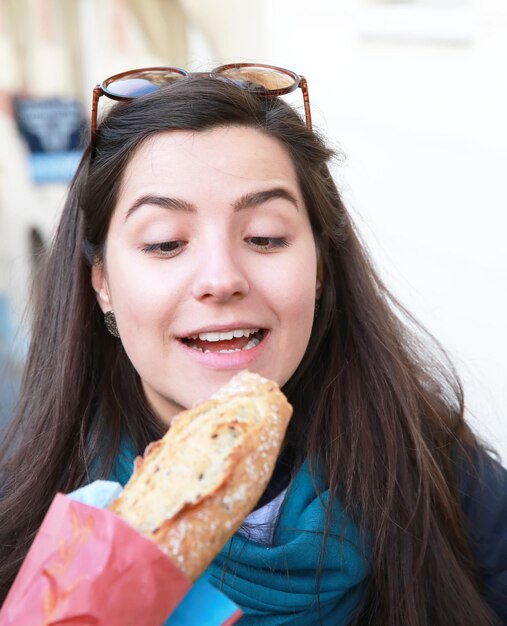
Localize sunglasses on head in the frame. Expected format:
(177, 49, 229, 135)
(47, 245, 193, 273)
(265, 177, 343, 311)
(91, 62, 312, 148)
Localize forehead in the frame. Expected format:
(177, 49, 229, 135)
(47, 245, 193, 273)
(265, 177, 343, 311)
(117, 126, 302, 207)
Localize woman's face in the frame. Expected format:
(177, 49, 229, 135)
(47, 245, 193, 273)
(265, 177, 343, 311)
(92, 126, 321, 425)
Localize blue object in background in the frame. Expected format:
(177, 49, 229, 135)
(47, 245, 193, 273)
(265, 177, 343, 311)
(0, 295, 22, 433)
(0, 295, 13, 343)
(30, 150, 83, 183)
(13, 97, 86, 184)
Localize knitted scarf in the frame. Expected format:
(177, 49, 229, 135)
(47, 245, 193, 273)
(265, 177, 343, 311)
(112, 441, 371, 625)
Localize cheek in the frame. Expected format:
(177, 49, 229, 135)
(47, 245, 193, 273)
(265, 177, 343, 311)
(272, 247, 318, 316)
(112, 275, 155, 323)
(271, 273, 317, 387)
(268, 244, 318, 352)
(111, 285, 175, 391)
(105, 254, 176, 336)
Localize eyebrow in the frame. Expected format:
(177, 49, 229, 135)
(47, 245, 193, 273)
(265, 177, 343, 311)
(123, 187, 299, 221)
(232, 188, 300, 212)
(124, 195, 195, 221)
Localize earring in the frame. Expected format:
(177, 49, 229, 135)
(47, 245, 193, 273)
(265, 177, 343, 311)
(104, 311, 120, 338)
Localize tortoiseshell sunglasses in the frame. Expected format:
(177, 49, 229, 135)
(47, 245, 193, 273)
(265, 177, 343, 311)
(91, 62, 311, 147)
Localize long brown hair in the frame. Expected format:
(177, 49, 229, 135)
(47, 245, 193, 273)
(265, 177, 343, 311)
(0, 78, 498, 624)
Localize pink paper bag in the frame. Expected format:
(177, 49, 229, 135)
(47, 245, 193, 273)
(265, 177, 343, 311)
(0, 493, 191, 626)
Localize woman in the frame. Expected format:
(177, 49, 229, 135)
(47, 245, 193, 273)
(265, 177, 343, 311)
(0, 65, 505, 625)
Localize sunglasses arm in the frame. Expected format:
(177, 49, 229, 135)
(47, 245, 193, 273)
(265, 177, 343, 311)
(91, 86, 103, 147)
(300, 77, 312, 130)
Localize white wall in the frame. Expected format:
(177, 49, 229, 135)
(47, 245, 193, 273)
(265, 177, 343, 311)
(185, 0, 507, 463)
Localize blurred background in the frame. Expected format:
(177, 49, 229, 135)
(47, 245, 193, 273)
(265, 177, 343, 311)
(0, 0, 506, 462)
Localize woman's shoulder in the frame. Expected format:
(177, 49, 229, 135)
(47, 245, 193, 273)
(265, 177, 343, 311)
(456, 445, 507, 527)
(455, 445, 507, 622)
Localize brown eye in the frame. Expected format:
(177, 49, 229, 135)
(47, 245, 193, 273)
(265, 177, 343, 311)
(141, 241, 185, 256)
(250, 237, 271, 247)
(159, 241, 180, 252)
(247, 237, 290, 250)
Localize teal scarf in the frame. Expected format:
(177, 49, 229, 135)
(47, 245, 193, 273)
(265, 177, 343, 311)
(112, 441, 370, 625)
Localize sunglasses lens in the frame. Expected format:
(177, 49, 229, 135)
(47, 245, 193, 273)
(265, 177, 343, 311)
(105, 70, 186, 98)
(217, 66, 297, 92)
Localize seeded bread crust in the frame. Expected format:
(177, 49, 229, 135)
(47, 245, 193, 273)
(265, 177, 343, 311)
(108, 371, 292, 581)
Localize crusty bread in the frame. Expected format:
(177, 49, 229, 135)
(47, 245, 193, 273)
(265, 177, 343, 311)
(109, 371, 292, 581)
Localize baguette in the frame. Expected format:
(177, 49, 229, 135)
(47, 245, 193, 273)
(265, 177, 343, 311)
(109, 371, 292, 581)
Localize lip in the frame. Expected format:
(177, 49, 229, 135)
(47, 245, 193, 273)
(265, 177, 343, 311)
(176, 329, 271, 371)
(176, 322, 268, 338)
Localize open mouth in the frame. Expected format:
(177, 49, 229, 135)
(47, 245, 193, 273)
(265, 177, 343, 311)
(179, 328, 267, 353)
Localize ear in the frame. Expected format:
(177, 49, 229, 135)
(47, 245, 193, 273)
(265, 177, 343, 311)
(91, 262, 112, 313)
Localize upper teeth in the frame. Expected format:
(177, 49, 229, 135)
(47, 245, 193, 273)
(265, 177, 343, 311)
(188, 328, 259, 342)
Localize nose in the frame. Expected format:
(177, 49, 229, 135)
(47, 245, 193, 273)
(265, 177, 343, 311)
(191, 245, 249, 303)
